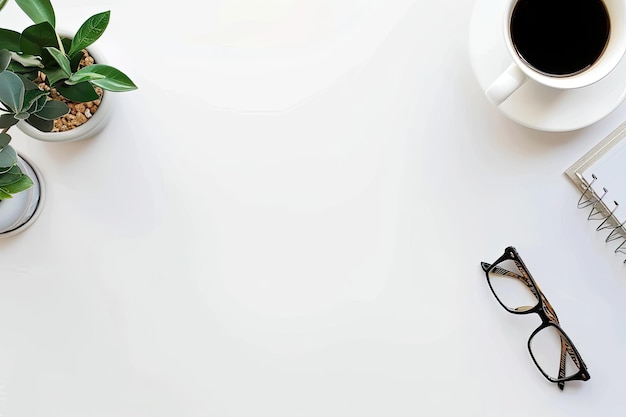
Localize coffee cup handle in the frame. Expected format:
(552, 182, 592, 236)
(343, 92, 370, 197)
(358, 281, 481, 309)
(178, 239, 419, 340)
(485, 63, 528, 106)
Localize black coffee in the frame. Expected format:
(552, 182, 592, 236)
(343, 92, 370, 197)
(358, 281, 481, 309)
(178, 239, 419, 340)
(510, 0, 610, 76)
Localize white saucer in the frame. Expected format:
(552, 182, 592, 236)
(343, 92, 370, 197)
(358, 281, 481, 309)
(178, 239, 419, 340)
(469, 0, 626, 132)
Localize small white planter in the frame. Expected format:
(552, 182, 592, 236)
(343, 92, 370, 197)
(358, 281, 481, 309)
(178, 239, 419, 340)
(0, 154, 45, 238)
(16, 40, 113, 143)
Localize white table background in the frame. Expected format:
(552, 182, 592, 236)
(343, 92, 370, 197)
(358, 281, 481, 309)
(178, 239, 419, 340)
(1, 0, 626, 415)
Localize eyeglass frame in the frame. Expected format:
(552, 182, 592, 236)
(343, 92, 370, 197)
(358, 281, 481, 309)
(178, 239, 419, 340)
(481, 246, 590, 390)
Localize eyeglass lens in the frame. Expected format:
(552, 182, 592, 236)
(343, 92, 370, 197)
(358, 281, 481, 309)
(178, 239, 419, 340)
(487, 259, 539, 312)
(530, 325, 581, 380)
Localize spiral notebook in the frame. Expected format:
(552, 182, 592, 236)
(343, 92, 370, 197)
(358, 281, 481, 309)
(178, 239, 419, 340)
(565, 121, 626, 261)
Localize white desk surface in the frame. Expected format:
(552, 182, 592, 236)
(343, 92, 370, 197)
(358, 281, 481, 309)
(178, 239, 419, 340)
(1, 0, 626, 415)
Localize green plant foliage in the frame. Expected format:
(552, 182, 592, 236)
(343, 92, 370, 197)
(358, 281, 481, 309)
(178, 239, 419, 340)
(0, 49, 10, 71)
(0, 139, 33, 200)
(67, 64, 137, 91)
(0, 135, 33, 199)
(0, 29, 20, 51)
(44, 46, 71, 76)
(0, 165, 24, 185)
(0, 132, 9, 148)
(15, 0, 56, 27)
(55, 81, 99, 102)
(35, 99, 69, 119)
(0, 71, 25, 113)
(0, 1, 137, 104)
(20, 21, 58, 57)
(0, 105, 33, 200)
(0, 45, 70, 200)
(0, 114, 17, 128)
(0, 2, 137, 133)
(0, 160, 33, 198)
(0, 68, 67, 120)
(69, 11, 109, 56)
(0, 144, 16, 169)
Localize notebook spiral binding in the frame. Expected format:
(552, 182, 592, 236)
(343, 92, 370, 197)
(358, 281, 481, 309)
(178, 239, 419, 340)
(576, 172, 626, 263)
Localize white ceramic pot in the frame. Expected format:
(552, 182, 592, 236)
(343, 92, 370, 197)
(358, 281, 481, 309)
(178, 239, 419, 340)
(0, 154, 45, 238)
(16, 40, 113, 142)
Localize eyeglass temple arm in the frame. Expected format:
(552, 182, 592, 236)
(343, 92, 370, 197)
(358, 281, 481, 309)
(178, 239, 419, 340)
(558, 338, 568, 390)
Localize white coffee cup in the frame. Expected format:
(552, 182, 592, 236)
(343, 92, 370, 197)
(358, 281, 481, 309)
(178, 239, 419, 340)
(486, 0, 626, 106)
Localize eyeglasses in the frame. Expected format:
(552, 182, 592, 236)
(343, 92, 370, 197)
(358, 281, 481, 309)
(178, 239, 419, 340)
(480, 246, 590, 390)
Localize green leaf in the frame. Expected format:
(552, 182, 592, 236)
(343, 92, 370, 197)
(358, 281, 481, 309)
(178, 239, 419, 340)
(0, 187, 12, 199)
(70, 50, 83, 71)
(0, 49, 10, 72)
(1, 174, 33, 194)
(0, 0, 8, 12)
(0, 144, 17, 168)
(61, 37, 71, 52)
(15, 0, 56, 27)
(22, 86, 46, 101)
(55, 81, 99, 102)
(10, 52, 43, 68)
(0, 71, 25, 113)
(35, 99, 68, 120)
(0, 165, 21, 186)
(22, 88, 47, 112)
(17, 74, 40, 90)
(26, 113, 53, 132)
(43, 66, 69, 86)
(44, 46, 71, 77)
(0, 114, 17, 129)
(65, 70, 105, 85)
(68, 64, 137, 92)
(0, 132, 10, 149)
(20, 22, 57, 56)
(7, 61, 34, 74)
(33, 95, 47, 113)
(92, 74, 137, 92)
(3, 165, 19, 174)
(24, 94, 47, 114)
(0, 29, 21, 52)
(69, 11, 110, 56)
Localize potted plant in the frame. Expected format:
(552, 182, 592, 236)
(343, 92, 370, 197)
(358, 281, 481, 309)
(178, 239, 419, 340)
(0, 0, 137, 142)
